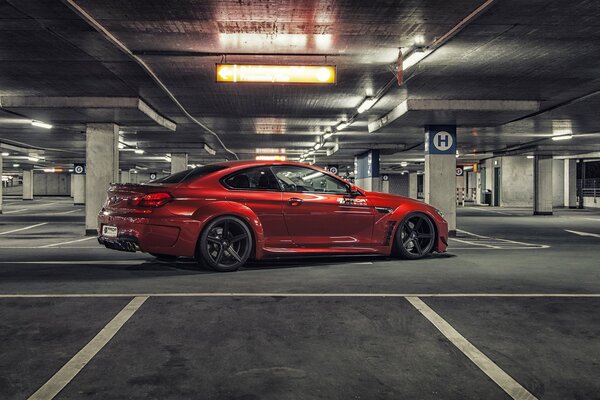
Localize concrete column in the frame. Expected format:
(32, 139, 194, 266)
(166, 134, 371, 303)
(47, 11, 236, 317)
(73, 174, 85, 205)
(22, 170, 34, 200)
(534, 155, 553, 215)
(408, 173, 418, 199)
(120, 170, 130, 184)
(85, 123, 119, 234)
(564, 159, 577, 208)
(70, 174, 74, 198)
(354, 150, 380, 192)
(425, 125, 457, 234)
(171, 153, 188, 174)
(0, 154, 3, 214)
(552, 159, 565, 207)
(381, 177, 390, 193)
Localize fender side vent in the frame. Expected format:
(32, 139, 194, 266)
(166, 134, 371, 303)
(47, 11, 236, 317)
(376, 207, 393, 214)
(383, 221, 397, 246)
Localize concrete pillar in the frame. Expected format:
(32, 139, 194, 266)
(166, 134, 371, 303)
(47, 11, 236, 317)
(534, 155, 553, 215)
(22, 170, 34, 200)
(73, 174, 85, 205)
(120, 170, 130, 184)
(70, 174, 74, 198)
(552, 159, 565, 207)
(0, 154, 3, 214)
(85, 123, 119, 235)
(381, 176, 390, 193)
(425, 125, 456, 234)
(408, 173, 418, 199)
(354, 150, 380, 192)
(564, 159, 577, 208)
(171, 153, 188, 174)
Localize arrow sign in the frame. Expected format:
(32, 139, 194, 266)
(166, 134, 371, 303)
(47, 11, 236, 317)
(565, 229, 600, 238)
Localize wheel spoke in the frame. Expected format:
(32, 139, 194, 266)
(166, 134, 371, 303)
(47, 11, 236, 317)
(419, 234, 433, 239)
(214, 245, 224, 264)
(230, 233, 247, 243)
(207, 236, 220, 244)
(414, 218, 423, 232)
(228, 246, 242, 262)
(222, 220, 230, 237)
(413, 240, 423, 255)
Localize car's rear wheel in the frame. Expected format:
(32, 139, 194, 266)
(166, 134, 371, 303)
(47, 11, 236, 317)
(198, 216, 252, 272)
(393, 213, 436, 259)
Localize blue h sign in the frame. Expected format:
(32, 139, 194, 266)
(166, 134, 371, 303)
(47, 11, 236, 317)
(425, 125, 457, 155)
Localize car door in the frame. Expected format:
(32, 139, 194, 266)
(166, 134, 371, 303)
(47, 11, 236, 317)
(271, 165, 376, 246)
(222, 166, 291, 247)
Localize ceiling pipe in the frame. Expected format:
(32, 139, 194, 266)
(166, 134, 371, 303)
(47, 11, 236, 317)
(62, 0, 239, 160)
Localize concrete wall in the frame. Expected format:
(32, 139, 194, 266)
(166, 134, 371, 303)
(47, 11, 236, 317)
(387, 174, 409, 196)
(583, 197, 600, 208)
(33, 172, 71, 196)
(500, 156, 533, 207)
(552, 159, 565, 207)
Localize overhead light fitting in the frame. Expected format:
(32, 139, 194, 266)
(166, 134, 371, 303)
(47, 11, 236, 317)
(28, 156, 39, 162)
(357, 97, 377, 114)
(313, 143, 322, 150)
(134, 149, 145, 154)
(323, 131, 334, 140)
(256, 155, 286, 161)
(1, 152, 9, 157)
(336, 121, 351, 131)
(400, 161, 408, 167)
(13, 164, 20, 168)
(552, 134, 573, 141)
(31, 120, 53, 129)
(402, 47, 430, 71)
(527, 155, 535, 159)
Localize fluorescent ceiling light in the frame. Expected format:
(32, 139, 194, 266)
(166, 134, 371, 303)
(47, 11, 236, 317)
(31, 120, 53, 129)
(13, 164, 20, 167)
(552, 134, 573, 141)
(134, 149, 145, 154)
(1, 152, 9, 157)
(313, 143, 322, 150)
(336, 121, 351, 131)
(323, 131, 334, 140)
(400, 161, 408, 167)
(28, 156, 39, 162)
(402, 48, 430, 70)
(357, 97, 377, 114)
(135, 165, 148, 170)
(527, 155, 534, 159)
(256, 155, 286, 161)
(256, 148, 286, 154)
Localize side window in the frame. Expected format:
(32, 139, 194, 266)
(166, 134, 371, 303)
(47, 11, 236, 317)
(223, 167, 280, 191)
(272, 166, 349, 194)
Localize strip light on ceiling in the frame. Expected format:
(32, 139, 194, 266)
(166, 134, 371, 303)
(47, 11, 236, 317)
(552, 134, 573, 141)
(256, 155, 286, 161)
(31, 120, 53, 129)
(336, 121, 351, 131)
(402, 48, 431, 70)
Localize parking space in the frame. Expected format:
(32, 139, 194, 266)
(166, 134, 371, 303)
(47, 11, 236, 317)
(1, 199, 599, 399)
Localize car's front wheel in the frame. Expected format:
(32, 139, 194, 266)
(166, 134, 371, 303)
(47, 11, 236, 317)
(197, 216, 253, 272)
(392, 213, 436, 259)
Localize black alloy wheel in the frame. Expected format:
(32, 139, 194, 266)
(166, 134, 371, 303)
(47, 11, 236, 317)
(198, 216, 252, 272)
(393, 213, 436, 259)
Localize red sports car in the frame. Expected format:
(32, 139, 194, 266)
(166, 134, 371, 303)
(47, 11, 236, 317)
(98, 161, 448, 271)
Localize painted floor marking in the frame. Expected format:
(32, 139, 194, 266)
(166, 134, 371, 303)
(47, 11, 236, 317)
(406, 296, 537, 400)
(466, 208, 514, 216)
(2, 208, 28, 214)
(0, 223, 48, 236)
(27, 296, 148, 400)
(40, 209, 81, 216)
(1, 293, 599, 299)
(451, 229, 549, 249)
(565, 229, 600, 238)
(38, 237, 97, 248)
(582, 217, 600, 222)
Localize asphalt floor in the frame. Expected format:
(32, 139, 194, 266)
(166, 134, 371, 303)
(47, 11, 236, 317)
(0, 196, 599, 399)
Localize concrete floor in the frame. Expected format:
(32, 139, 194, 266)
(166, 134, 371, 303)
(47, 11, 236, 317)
(0, 197, 599, 399)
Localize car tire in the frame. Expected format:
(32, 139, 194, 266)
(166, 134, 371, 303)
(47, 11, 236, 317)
(392, 212, 436, 260)
(197, 215, 253, 272)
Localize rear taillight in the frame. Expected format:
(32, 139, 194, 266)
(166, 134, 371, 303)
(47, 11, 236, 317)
(129, 192, 173, 208)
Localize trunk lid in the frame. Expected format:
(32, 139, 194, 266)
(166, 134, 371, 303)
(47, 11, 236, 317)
(103, 183, 172, 210)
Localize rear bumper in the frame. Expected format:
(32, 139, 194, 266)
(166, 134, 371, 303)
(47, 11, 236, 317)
(98, 236, 140, 252)
(97, 213, 201, 257)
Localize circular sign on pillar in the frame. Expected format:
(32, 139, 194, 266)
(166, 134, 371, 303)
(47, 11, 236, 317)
(456, 167, 464, 176)
(73, 164, 86, 175)
(382, 174, 389, 181)
(149, 173, 158, 180)
(432, 131, 454, 152)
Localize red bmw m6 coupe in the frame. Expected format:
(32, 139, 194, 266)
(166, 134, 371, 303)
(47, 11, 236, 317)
(98, 161, 448, 271)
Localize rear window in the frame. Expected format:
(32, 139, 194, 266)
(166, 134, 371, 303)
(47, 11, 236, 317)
(153, 165, 227, 184)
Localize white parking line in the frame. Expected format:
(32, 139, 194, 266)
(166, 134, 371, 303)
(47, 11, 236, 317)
(2, 209, 28, 214)
(1, 293, 599, 299)
(406, 297, 537, 400)
(39, 237, 97, 248)
(27, 296, 148, 400)
(0, 223, 48, 236)
(565, 229, 600, 238)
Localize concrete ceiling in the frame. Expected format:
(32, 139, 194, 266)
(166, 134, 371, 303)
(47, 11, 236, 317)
(1, 0, 600, 174)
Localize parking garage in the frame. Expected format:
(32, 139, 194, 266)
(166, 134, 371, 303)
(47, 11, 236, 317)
(1, 1, 600, 399)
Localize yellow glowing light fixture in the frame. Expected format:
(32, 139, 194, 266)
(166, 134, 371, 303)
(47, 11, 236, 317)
(256, 155, 287, 161)
(217, 64, 336, 84)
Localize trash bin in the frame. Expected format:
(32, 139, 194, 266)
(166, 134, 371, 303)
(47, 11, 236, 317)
(484, 190, 492, 206)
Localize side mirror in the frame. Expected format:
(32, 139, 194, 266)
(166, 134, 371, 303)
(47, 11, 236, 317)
(348, 185, 364, 197)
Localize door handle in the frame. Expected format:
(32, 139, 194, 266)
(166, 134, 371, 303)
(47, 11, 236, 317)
(288, 197, 303, 206)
